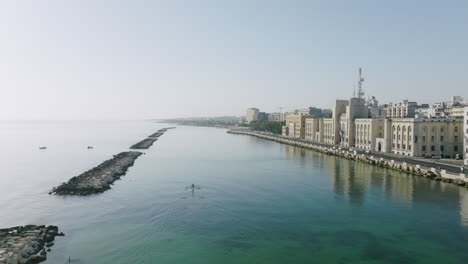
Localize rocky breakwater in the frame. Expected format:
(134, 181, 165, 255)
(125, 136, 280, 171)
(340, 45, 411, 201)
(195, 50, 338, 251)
(130, 138, 159, 149)
(51, 151, 143, 196)
(130, 127, 176, 149)
(0, 225, 64, 264)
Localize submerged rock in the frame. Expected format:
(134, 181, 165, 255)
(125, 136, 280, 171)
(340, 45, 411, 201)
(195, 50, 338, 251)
(52, 151, 142, 196)
(0, 225, 64, 264)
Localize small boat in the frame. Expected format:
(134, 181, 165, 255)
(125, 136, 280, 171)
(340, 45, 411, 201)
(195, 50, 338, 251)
(39, 147, 47, 150)
(87, 146, 93, 149)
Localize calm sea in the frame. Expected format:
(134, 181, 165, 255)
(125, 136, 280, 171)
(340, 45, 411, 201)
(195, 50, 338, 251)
(1, 121, 468, 264)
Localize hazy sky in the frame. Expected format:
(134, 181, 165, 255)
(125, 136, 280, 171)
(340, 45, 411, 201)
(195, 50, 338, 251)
(0, 0, 467, 120)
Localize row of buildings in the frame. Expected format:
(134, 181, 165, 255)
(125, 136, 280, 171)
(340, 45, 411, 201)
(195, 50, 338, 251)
(279, 96, 468, 164)
(246, 69, 468, 165)
(245, 107, 331, 124)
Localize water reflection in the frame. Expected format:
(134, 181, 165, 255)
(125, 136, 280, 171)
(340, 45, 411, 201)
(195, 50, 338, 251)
(281, 143, 468, 226)
(460, 188, 468, 226)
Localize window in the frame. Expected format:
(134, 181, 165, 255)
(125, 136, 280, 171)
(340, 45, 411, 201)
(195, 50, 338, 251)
(431, 136, 435, 142)
(423, 136, 426, 142)
(431, 145, 435, 151)
(432, 127, 435, 133)
(422, 145, 426, 151)
(409, 145, 412, 151)
(414, 136, 418, 143)
(440, 146, 444, 151)
(454, 146, 458, 152)
(441, 127, 444, 133)
(397, 144, 400, 148)
(455, 127, 458, 133)
(455, 136, 459, 142)
(440, 136, 443, 142)
(403, 144, 406, 150)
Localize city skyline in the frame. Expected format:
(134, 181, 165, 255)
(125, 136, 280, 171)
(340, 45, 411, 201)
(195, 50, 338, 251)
(1, 0, 467, 120)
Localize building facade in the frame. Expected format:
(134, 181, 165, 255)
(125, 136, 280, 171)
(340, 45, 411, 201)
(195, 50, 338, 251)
(246, 108, 259, 123)
(465, 106, 468, 165)
(354, 118, 384, 150)
(387, 118, 463, 158)
(283, 114, 312, 138)
(257, 112, 268, 121)
(322, 118, 335, 145)
(386, 100, 418, 118)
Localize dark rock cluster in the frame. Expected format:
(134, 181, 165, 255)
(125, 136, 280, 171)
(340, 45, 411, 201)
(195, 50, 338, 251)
(0, 225, 64, 264)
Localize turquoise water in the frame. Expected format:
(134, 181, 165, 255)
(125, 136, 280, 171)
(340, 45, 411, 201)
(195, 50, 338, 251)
(1, 121, 468, 264)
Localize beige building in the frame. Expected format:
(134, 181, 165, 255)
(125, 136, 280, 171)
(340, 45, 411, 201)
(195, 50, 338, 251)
(385, 118, 463, 158)
(464, 106, 468, 165)
(283, 114, 312, 138)
(282, 126, 289, 137)
(354, 118, 384, 150)
(305, 118, 324, 142)
(246, 108, 259, 123)
(322, 118, 336, 144)
(339, 98, 368, 147)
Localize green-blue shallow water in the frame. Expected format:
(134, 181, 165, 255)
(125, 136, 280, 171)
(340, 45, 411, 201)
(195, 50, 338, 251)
(1, 121, 468, 264)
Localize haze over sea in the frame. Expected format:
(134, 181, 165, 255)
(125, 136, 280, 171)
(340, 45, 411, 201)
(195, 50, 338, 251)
(1, 121, 468, 264)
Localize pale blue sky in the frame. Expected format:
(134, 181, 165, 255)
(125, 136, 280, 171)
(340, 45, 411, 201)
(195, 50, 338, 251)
(0, 0, 467, 120)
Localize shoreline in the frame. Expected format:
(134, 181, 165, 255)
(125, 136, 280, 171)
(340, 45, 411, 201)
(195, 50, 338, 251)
(228, 130, 468, 189)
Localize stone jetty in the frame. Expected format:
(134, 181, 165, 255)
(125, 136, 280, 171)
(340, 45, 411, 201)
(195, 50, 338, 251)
(130, 138, 158, 149)
(51, 151, 143, 196)
(0, 225, 64, 264)
(148, 132, 164, 138)
(228, 130, 468, 189)
(130, 127, 176, 149)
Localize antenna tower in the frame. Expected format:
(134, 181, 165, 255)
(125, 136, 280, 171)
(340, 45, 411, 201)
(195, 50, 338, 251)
(357, 67, 365, 99)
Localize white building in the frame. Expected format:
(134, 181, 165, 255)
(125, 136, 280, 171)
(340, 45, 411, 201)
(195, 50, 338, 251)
(246, 108, 259, 123)
(267, 112, 287, 122)
(386, 100, 418, 118)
